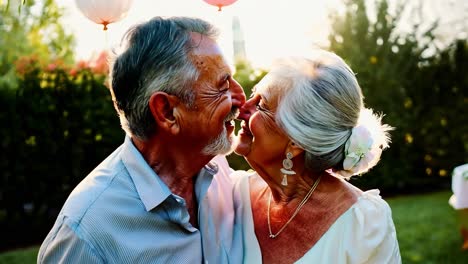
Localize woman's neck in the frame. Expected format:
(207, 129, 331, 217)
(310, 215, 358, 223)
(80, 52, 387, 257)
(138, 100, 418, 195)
(266, 169, 324, 204)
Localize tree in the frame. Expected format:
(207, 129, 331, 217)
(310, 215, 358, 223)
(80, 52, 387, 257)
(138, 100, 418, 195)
(0, 0, 75, 88)
(328, 0, 466, 194)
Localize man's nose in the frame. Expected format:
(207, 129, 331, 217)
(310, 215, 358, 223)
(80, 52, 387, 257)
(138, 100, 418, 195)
(230, 79, 246, 108)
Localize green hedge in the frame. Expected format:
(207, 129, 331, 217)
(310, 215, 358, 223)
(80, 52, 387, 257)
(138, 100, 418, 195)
(0, 59, 123, 250)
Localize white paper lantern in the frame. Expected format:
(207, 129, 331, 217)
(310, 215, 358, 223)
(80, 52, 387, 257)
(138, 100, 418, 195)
(75, 0, 134, 30)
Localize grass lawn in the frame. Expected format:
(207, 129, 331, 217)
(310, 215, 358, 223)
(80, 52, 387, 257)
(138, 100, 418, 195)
(0, 246, 38, 264)
(1, 191, 467, 263)
(388, 190, 468, 263)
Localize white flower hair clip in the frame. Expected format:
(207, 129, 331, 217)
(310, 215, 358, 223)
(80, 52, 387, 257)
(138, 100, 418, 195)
(343, 126, 373, 169)
(341, 125, 375, 177)
(335, 108, 393, 179)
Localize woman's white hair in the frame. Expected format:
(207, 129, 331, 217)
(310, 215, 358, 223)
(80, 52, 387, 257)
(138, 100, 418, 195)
(273, 50, 392, 177)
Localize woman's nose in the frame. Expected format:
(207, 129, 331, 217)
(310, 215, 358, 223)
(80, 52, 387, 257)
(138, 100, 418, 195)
(237, 97, 256, 121)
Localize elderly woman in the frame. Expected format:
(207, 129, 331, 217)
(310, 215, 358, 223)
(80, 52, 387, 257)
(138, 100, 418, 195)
(232, 50, 401, 263)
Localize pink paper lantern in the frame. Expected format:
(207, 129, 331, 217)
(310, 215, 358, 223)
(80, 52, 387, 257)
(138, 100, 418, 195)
(75, 0, 134, 30)
(203, 0, 238, 11)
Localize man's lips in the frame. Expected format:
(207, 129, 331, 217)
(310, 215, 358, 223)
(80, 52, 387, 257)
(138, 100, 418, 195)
(223, 109, 239, 131)
(225, 120, 235, 135)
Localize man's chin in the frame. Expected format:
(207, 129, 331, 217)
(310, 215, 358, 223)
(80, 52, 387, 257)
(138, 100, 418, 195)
(216, 135, 235, 156)
(202, 130, 233, 156)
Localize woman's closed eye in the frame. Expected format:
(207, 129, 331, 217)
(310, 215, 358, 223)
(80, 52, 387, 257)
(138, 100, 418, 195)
(256, 102, 267, 111)
(252, 96, 264, 111)
(256, 99, 272, 114)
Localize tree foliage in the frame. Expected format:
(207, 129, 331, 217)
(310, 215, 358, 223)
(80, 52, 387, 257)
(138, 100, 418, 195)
(329, 0, 467, 194)
(0, 56, 120, 250)
(0, 0, 74, 88)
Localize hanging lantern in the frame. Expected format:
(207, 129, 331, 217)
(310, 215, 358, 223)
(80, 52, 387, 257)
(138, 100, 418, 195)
(75, 0, 134, 30)
(203, 0, 238, 11)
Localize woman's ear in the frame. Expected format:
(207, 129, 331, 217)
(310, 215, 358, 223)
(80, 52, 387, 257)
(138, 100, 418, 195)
(286, 141, 304, 158)
(148, 92, 180, 135)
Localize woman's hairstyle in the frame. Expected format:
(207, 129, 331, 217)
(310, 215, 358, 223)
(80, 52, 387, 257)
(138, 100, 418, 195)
(109, 17, 219, 140)
(273, 50, 392, 178)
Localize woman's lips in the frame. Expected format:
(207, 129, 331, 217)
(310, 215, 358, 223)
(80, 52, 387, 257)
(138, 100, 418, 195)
(238, 121, 252, 136)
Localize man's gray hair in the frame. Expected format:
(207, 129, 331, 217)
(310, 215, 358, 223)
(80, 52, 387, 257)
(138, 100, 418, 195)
(273, 51, 365, 172)
(109, 17, 219, 140)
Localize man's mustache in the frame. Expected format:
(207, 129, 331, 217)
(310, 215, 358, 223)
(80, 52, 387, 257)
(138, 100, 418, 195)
(224, 108, 240, 122)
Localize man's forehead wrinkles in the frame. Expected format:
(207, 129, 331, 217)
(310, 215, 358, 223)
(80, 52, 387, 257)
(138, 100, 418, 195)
(192, 55, 229, 72)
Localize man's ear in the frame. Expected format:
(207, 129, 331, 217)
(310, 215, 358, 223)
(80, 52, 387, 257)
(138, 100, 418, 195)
(286, 141, 304, 158)
(148, 92, 180, 135)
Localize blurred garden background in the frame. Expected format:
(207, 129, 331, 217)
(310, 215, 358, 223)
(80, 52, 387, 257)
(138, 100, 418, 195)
(0, 0, 467, 263)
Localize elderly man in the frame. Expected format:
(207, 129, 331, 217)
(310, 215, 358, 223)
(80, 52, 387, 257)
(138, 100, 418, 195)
(38, 17, 246, 263)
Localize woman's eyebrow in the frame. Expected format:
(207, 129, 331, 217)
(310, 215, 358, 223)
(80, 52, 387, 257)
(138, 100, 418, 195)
(251, 86, 257, 95)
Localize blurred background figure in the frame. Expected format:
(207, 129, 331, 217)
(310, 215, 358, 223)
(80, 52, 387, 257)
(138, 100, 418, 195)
(449, 164, 468, 250)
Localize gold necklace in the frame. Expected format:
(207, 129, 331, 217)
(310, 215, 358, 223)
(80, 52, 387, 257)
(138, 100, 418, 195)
(267, 174, 322, 239)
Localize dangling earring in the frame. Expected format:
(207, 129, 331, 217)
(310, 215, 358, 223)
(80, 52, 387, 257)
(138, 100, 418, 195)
(280, 152, 296, 186)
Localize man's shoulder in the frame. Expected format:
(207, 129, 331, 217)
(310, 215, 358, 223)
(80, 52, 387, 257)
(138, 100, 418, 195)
(56, 161, 147, 253)
(60, 151, 134, 225)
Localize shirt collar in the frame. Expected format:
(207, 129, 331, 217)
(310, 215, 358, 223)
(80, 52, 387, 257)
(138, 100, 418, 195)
(120, 136, 171, 211)
(120, 136, 219, 212)
(195, 160, 218, 201)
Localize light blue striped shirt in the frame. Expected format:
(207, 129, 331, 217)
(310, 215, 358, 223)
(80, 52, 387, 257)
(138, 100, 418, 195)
(38, 136, 243, 263)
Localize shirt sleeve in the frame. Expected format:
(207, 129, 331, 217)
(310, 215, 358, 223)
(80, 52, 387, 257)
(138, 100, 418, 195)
(231, 171, 263, 264)
(38, 217, 104, 264)
(346, 190, 402, 264)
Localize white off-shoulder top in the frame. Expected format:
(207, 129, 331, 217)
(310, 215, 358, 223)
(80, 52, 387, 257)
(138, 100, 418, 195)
(231, 171, 401, 264)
